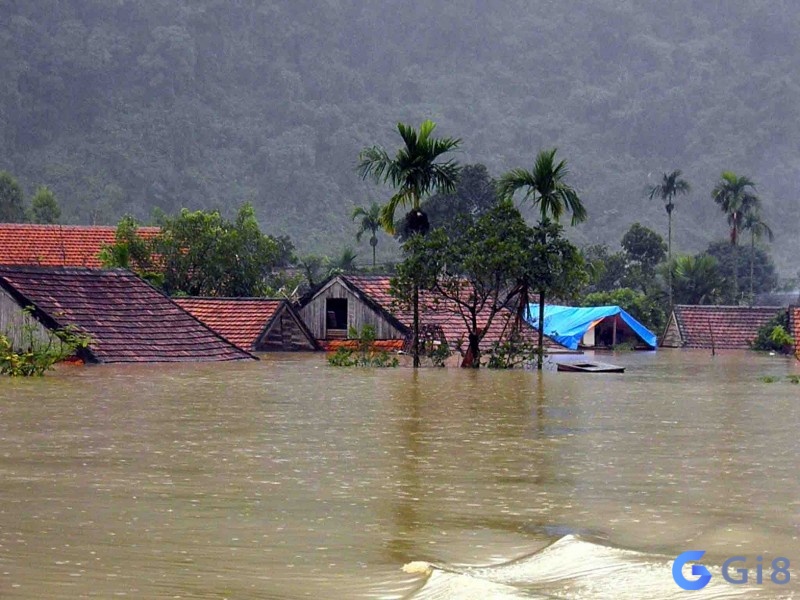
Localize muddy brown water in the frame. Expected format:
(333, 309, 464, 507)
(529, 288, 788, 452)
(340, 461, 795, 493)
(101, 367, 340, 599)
(1, 351, 799, 599)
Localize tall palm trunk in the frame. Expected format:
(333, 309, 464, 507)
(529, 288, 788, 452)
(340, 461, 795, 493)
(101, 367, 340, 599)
(667, 207, 673, 308)
(731, 240, 738, 304)
(749, 231, 755, 307)
(536, 291, 546, 371)
(413, 284, 420, 368)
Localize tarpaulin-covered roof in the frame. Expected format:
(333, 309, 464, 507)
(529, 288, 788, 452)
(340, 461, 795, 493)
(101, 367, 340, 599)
(526, 305, 657, 350)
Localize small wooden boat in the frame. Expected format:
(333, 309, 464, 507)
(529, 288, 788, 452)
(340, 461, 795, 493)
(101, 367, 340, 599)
(556, 361, 625, 373)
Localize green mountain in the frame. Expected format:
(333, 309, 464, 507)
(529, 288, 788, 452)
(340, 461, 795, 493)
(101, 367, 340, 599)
(2, 1, 798, 274)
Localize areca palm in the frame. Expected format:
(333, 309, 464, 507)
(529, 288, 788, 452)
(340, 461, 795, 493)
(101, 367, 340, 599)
(497, 148, 587, 225)
(358, 120, 461, 368)
(498, 148, 587, 370)
(352, 202, 382, 267)
(647, 170, 690, 307)
(712, 171, 760, 303)
(742, 211, 774, 306)
(357, 119, 461, 235)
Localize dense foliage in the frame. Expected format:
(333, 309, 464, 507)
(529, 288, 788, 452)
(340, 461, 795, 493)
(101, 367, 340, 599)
(751, 310, 794, 354)
(102, 204, 286, 297)
(2, 1, 799, 272)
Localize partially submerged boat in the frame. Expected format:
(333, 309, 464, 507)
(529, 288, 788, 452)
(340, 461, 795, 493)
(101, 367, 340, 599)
(556, 361, 625, 373)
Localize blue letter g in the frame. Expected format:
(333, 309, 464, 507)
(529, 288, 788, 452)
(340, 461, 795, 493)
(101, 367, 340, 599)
(673, 550, 712, 590)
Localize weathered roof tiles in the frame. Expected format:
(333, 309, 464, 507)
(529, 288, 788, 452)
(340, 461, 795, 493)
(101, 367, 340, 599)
(0, 266, 255, 363)
(174, 297, 318, 351)
(0, 223, 159, 268)
(662, 304, 783, 349)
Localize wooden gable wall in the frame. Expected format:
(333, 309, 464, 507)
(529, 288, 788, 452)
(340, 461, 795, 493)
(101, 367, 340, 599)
(257, 304, 318, 351)
(0, 287, 61, 351)
(298, 278, 406, 340)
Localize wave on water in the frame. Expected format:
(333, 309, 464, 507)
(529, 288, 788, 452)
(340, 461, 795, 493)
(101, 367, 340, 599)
(402, 535, 783, 599)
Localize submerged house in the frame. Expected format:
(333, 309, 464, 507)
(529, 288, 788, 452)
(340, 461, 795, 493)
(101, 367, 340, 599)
(0, 223, 159, 267)
(0, 266, 255, 363)
(297, 274, 571, 355)
(526, 305, 657, 350)
(660, 305, 784, 349)
(174, 297, 318, 352)
(791, 306, 800, 358)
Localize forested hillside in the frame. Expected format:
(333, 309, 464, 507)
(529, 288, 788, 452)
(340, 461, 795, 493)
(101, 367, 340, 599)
(1, 0, 798, 274)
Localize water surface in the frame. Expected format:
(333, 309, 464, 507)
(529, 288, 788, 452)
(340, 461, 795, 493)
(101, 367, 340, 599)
(1, 350, 799, 598)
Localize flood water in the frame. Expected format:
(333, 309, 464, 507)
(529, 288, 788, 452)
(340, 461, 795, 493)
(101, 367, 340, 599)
(1, 350, 799, 599)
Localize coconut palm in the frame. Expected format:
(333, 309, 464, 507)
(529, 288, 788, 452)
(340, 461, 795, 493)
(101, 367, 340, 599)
(358, 119, 461, 368)
(669, 254, 724, 305)
(742, 210, 774, 306)
(352, 202, 382, 267)
(647, 170, 690, 307)
(498, 148, 587, 370)
(711, 171, 760, 303)
(357, 119, 461, 235)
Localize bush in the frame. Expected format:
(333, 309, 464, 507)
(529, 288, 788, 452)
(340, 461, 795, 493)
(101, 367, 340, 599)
(0, 314, 90, 376)
(326, 324, 399, 368)
(751, 310, 794, 354)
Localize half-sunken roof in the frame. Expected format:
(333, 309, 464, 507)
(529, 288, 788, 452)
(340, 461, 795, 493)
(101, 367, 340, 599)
(0, 266, 255, 363)
(666, 304, 783, 349)
(174, 297, 318, 351)
(0, 224, 159, 268)
(325, 274, 567, 352)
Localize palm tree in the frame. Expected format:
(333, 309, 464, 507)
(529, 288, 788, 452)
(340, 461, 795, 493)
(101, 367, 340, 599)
(352, 202, 382, 267)
(358, 119, 461, 368)
(669, 254, 724, 305)
(647, 170, 690, 307)
(711, 171, 760, 304)
(498, 148, 587, 370)
(742, 210, 774, 306)
(357, 120, 461, 235)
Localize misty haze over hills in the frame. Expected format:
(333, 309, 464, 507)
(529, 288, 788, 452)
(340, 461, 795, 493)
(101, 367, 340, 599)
(1, 0, 798, 275)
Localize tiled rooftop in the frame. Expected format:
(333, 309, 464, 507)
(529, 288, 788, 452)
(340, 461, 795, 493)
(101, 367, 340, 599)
(672, 305, 784, 349)
(342, 275, 565, 352)
(174, 297, 284, 349)
(0, 224, 159, 268)
(0, 266, 254, 363)
(790, 306, 800, 358)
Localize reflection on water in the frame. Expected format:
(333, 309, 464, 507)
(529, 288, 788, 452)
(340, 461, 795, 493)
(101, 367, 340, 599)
(0, 350, 798, 599)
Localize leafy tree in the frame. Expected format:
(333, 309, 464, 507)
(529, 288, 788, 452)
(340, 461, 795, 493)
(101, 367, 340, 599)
(498, 148, 587, 369)
(392, 200, 534, 368)
(647, 170, 690, 306)
(358, 119, 461, 367)
(358, 119, 461, 235)
(742, 210, 774, 306)
(664, 254, 725, 305)
(106, 204, 281, 297)
(620, 222, 666, 293)
(711, 171, 760, 303)
(583, 244, 628, 293)
(352, 202, 382, 267)
(0, 171, 25, 223)
(99, 215, 162, 286)
(704, 240, 777, 303)
(28, 186, 62, 224)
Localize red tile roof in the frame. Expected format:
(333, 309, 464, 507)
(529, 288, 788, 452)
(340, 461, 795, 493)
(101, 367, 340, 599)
(319, 339, 405, 352)
(341, 275, 567, 352)
(0, 224, 159, 268)
(671, 305, 784, 349)
(0, 266, 255, 363)
(174, 297, 291, 350)
(790, 306, 800, 359)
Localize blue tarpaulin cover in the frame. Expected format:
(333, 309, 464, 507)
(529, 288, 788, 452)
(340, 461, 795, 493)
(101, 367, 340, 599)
(526, 305, 657, 350)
